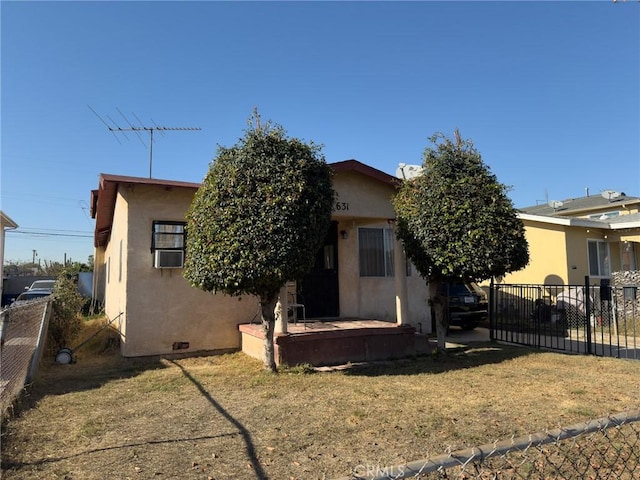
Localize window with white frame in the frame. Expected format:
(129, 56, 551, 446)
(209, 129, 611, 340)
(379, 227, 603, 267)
(151, 221, 186, 268)
(359, 227, 395, 277)
(587, 239, 610, 277)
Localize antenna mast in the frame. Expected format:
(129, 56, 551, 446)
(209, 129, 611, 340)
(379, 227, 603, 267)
(89, 106, 201, 178)
(109, 125, 201, 178)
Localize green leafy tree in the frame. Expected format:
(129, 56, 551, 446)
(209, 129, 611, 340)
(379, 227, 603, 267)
(48, 270, 86, 351)
(184, 112, 335, 372)
(393, 130, 529, 352)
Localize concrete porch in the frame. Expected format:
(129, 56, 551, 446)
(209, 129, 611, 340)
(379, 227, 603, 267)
(239, 319, 432, 367)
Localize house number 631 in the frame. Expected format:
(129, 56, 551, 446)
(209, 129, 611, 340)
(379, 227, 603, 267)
(335, 202, 349, 211)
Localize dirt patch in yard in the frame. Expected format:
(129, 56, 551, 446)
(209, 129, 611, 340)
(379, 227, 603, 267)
(2, 331, 639, 480)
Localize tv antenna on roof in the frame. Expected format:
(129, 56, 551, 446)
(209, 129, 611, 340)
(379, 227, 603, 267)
(89, 106, 201, 178)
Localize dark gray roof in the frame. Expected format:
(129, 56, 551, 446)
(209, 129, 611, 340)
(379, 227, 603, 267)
(519, 193, 640, 217)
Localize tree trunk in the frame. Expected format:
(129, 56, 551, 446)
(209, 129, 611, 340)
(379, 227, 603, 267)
(260, 292, 280, 372)
(429, 281, 448, 352)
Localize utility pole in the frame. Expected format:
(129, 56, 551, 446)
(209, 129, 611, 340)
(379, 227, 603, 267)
(89, 106, 201, 178)
(32, 249, 37, 265)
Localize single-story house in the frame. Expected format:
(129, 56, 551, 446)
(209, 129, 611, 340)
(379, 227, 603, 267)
(90, 160, 431, 358)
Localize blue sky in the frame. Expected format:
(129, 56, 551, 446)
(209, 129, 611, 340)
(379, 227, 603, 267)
(1, 1, 638, 265)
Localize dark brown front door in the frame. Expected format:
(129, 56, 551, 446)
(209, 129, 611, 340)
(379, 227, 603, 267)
(300, 221, 339, 318)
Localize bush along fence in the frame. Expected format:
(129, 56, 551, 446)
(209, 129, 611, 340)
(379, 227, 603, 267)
(489, 276, 639, 360)
(0, 298, 52, 418)
(337, 409, 640, 480)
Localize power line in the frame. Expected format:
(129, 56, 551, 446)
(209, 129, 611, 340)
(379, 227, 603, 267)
(6, 230, 93, 238)
(9, 226, 92, 234)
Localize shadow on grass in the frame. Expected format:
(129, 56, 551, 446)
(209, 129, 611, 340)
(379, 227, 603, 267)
(1, 432, 241, 471)
(342, 341, 539, 377)
(170, 360, 268, 480)
(6, 351, 168, 421)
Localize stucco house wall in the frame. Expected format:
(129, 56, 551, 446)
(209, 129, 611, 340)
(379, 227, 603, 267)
(100, 182, 256, 357)
(500, 212, 638, 287)
(332, 171, 396, 221)
(331, 170, 429, 332)
(502, 220, 570, 285)
(335, 219, 429, 328)
(102, 188, 128, 337)
(92, 160, 431, 358)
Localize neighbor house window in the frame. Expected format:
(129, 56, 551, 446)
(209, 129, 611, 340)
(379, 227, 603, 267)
(588, 211, 620, 221)
(359, 228, 395, 277)
(588, 239, 610, 277)
(151, 221, 186, 268)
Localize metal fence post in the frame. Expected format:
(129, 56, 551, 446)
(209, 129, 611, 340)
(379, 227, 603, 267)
(489, 278, 494, 341)
(26, 299, 53, 384)
(584, 276, 592, 355)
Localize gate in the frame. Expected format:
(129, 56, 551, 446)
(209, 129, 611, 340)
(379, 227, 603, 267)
(490, 277, 639, 360)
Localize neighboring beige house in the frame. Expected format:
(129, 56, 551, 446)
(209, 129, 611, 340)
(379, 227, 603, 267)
(1, 211, 18, 303)
(502, 192, 640, 286)
(90, 160, 431, 358)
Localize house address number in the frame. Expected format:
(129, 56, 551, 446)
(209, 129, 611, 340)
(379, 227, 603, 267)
(335, 202, 349, 211)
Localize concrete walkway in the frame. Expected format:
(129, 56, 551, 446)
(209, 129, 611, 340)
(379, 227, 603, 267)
(445, 326, 490, 347)
(455, 325, 640, 360)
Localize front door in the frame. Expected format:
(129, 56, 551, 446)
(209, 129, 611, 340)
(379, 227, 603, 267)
(300, 221, 339, 318)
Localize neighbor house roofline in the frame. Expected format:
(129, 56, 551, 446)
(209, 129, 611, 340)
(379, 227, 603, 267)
(517, 212, 640, 230)
(1, 211, 18, 229)
(519, 194, 640, 217)
(91, 160, 397, 248)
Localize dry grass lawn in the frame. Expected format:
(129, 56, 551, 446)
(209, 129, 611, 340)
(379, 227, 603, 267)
(1, 320, 639, 480)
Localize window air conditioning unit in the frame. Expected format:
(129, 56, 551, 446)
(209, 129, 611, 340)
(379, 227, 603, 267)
(154, 249, 184, 268)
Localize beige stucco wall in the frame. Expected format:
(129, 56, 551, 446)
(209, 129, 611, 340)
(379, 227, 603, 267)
(335, 220, 430, 331)
(332, 172, 396, 222)
(330, 173, 430, 331)
(102, 190, 129, 343)
(108, 184, 256, 357)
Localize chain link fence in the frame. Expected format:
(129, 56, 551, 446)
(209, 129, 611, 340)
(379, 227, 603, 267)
(0, 297, 52, 418)
(338, 410, 640, 479)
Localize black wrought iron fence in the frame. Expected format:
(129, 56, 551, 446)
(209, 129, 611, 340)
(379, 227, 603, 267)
(0, 298, 52, 418)
(337, 410, 640, 479)
(489, 278, 639, 360)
